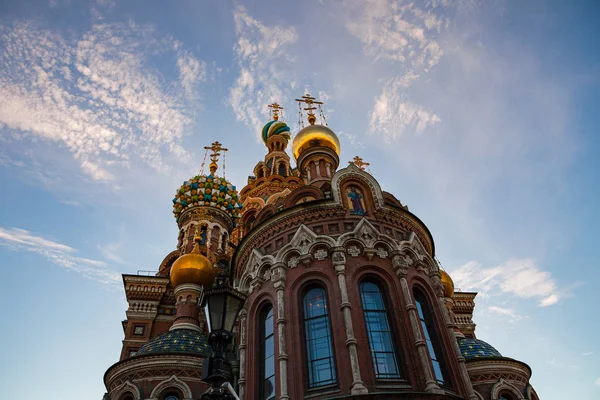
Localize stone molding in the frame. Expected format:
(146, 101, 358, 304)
(110, 380, 141, 400)
(331, 163, 385, 210)
(466, 358, 531, 385)
(237, 218, 435, 293)
(105, 354, 204, 391)
(148, 375, 193, 400)
(490, 378, 526, 400)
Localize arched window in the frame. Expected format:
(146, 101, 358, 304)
(259, 305, 276, 400)
(164, 396, 179, 400)
(498, 391, 514, 400)
(303, 287, 337, 388)
(359, 281, 401, 379)
(278, 163, 286, 176)
(413, 289, 447, 386)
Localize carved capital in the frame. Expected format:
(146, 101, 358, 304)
(392, 254, 409, 277)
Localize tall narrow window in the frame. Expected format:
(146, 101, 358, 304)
(260, 305, 275, 399)
(303, 287, 337, 388)
(414, 290, 446, 385)
(360, 281, 401, 379)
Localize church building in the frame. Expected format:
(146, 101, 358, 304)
(103, 95, 539, 400)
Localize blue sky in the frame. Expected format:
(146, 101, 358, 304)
(0, 0, 598, 399)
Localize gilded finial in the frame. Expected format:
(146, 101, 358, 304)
(350, 156, 370, 171)
(268, 102, 284, 121)
(204, 141, 228, 175)
(295, 93, 323, 126)
(192, 225, 202, 253)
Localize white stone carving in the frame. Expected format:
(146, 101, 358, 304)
(314, 249, 328, 261)
(347, 245, 361, 257)
(376, 247, 388, 259)
(287, 256, 299, 269)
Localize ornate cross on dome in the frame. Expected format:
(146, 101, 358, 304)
(204, 141, 228, 174)
(295, 93, 324, 126)
(268, 102, 284, 121)
(350, 156, 370, 171)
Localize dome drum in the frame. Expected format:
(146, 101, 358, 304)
(296, 144, 340, 176)
(178, 205, 235, 233)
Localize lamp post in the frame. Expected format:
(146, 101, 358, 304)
(201, 281, 247, 400)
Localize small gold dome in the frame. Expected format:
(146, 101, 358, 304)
(440, 269, 454, 298)
(291, 124, 341, 160)
(170, 235, 216, 288)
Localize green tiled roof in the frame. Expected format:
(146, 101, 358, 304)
(458, 337, 502, 359)
(135, 329, 211, 357)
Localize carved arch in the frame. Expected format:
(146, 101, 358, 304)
(254, 204, 277, 225)
(148, 375, 193, 400)
(337, 218, 396, 251)
(491, 378, 525, 400)
(265, 188, 291, 205)
(110, 380, 141, 400)
(282, 185, 324, 208)
(331, 163, 385, 210)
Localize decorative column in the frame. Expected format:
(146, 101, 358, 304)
(325, 162, 331, 177)
(393, 254, 444, 394)
(313, 160, 321, 177)
(305, 166, 311, 181)
(332, 249, 368, 394)
(430, 271, 478, 400)
(272, 263, 289, 400)
(237, 308, 248, 400)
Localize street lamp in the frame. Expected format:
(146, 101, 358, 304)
(201, 281, 247, 400)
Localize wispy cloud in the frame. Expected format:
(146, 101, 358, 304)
(487, 305, 527, 323)
(582, 352, 594, 356)
(595, 377, 600, 386)
(451, 259, 561, 307)
(343, 0, 448, 140)
(0, 19, 207, 182)
(229, 5, 298, 138)
(0, 227, 120, 284)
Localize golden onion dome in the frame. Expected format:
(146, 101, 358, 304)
(440, 269, 454, 298)
(291, 124, 341, 160)
(170, 232, 216, 288)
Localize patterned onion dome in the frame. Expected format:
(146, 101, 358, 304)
(262, 120, 291, 143)
(172, 174, 243, 222)
(135, 329, 211, 357)
(440, 269, 454, 297)
(458, 338, 502, 360)
(291, 124, 340, 160)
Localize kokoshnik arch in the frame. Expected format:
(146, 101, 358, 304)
(103, 95, 540, 400)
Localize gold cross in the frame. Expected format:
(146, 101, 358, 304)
(350, 156, 370, 170)
(268, 102, 284, 121)
(204, 141, 228, 174)
(295, 93, 323, 125)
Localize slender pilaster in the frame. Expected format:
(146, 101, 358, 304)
(314, 160, 321, 177)
(272, 264, 289, 400)
(333, 250, 368, 394)
(393, 255, 443, 394)
(237, 308, 248, 400)
(431, 272, 478, 400)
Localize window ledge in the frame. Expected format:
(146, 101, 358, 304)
(375, 382, 413, 390)
(304, 386, 340, 399)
